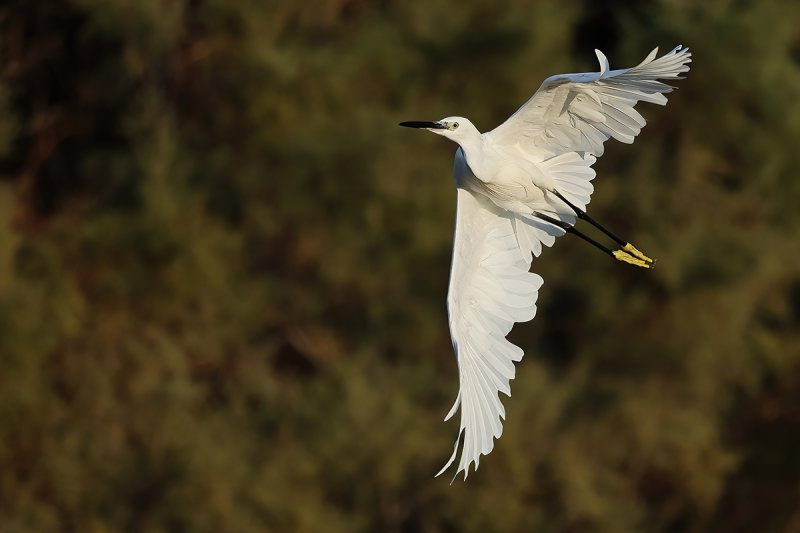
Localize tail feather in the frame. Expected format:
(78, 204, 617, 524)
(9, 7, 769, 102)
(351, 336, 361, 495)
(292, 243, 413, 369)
(542, 152, 597, 211)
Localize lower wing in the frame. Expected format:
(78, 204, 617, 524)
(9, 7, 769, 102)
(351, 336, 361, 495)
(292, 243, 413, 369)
(441, 186, 544, 480)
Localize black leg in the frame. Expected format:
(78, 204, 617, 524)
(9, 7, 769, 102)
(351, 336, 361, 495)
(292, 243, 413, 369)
(533, 212, 653, 269)
(533, 212, 612, 255)
(550, 190, 654, 265)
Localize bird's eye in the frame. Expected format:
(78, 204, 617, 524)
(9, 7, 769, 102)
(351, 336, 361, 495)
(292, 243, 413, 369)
(452, 122, 459, 130)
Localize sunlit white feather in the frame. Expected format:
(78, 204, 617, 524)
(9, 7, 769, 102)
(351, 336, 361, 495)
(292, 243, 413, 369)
(429, 46, 691, 480)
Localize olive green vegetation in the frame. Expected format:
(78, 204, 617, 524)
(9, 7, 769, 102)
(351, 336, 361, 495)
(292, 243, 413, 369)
(1, 1, 799, 531)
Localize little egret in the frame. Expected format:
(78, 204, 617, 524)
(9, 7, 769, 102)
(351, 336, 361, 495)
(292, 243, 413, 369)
(400, 45, 691, 480)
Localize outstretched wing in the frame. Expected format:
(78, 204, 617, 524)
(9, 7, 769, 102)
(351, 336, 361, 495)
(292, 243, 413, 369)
(439, 185, 543, 481)
(488, 45, 691, 157)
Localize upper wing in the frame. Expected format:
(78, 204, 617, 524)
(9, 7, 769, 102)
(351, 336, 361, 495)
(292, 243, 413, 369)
(439, 185, 544, 481)
(488, 45, 691, 157)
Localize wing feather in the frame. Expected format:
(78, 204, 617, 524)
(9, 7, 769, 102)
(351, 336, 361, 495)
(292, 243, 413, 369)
(489, 45, 691, 157)
(440, 186, 543, 480)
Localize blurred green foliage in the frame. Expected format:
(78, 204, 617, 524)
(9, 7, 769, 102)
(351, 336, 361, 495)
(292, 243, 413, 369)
(1, 0, 799, 531)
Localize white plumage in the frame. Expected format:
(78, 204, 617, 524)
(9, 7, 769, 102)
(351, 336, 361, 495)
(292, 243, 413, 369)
(400, 45, 691, 480)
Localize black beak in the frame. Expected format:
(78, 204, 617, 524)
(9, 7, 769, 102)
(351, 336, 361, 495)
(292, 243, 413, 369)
(399, 121, 447, 129)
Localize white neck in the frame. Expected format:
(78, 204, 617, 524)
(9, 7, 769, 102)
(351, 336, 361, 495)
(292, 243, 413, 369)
(452, 124, 487, 177)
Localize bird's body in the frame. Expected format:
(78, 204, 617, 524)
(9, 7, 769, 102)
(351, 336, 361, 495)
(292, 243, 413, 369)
(455, 136, 586, 217)
(400, 46, 691, 480)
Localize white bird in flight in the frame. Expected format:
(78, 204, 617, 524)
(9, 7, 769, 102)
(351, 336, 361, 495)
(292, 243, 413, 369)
(400, 45, 691, 481)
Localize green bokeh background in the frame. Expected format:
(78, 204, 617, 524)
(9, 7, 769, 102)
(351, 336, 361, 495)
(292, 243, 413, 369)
(1, 1, 799, 531)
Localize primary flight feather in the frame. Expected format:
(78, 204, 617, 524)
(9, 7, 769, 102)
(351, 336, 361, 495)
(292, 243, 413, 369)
(400, 45, 691, 481)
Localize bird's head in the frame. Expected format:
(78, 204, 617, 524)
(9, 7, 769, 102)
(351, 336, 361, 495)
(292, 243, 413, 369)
(399, 116, 478, 144)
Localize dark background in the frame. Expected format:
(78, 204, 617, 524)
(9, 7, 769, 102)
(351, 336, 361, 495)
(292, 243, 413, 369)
(1, 1, 799, 531)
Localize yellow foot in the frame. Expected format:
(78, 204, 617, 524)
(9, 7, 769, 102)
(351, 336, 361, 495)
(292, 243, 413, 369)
(623, 243, 655, 264)
(613, 249, 654, 269)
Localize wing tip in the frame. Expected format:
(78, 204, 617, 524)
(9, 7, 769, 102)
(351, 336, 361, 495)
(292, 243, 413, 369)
(594, 49, 609, 76)
(443, 389, 461, 421)
(435, 429, 464, 480)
